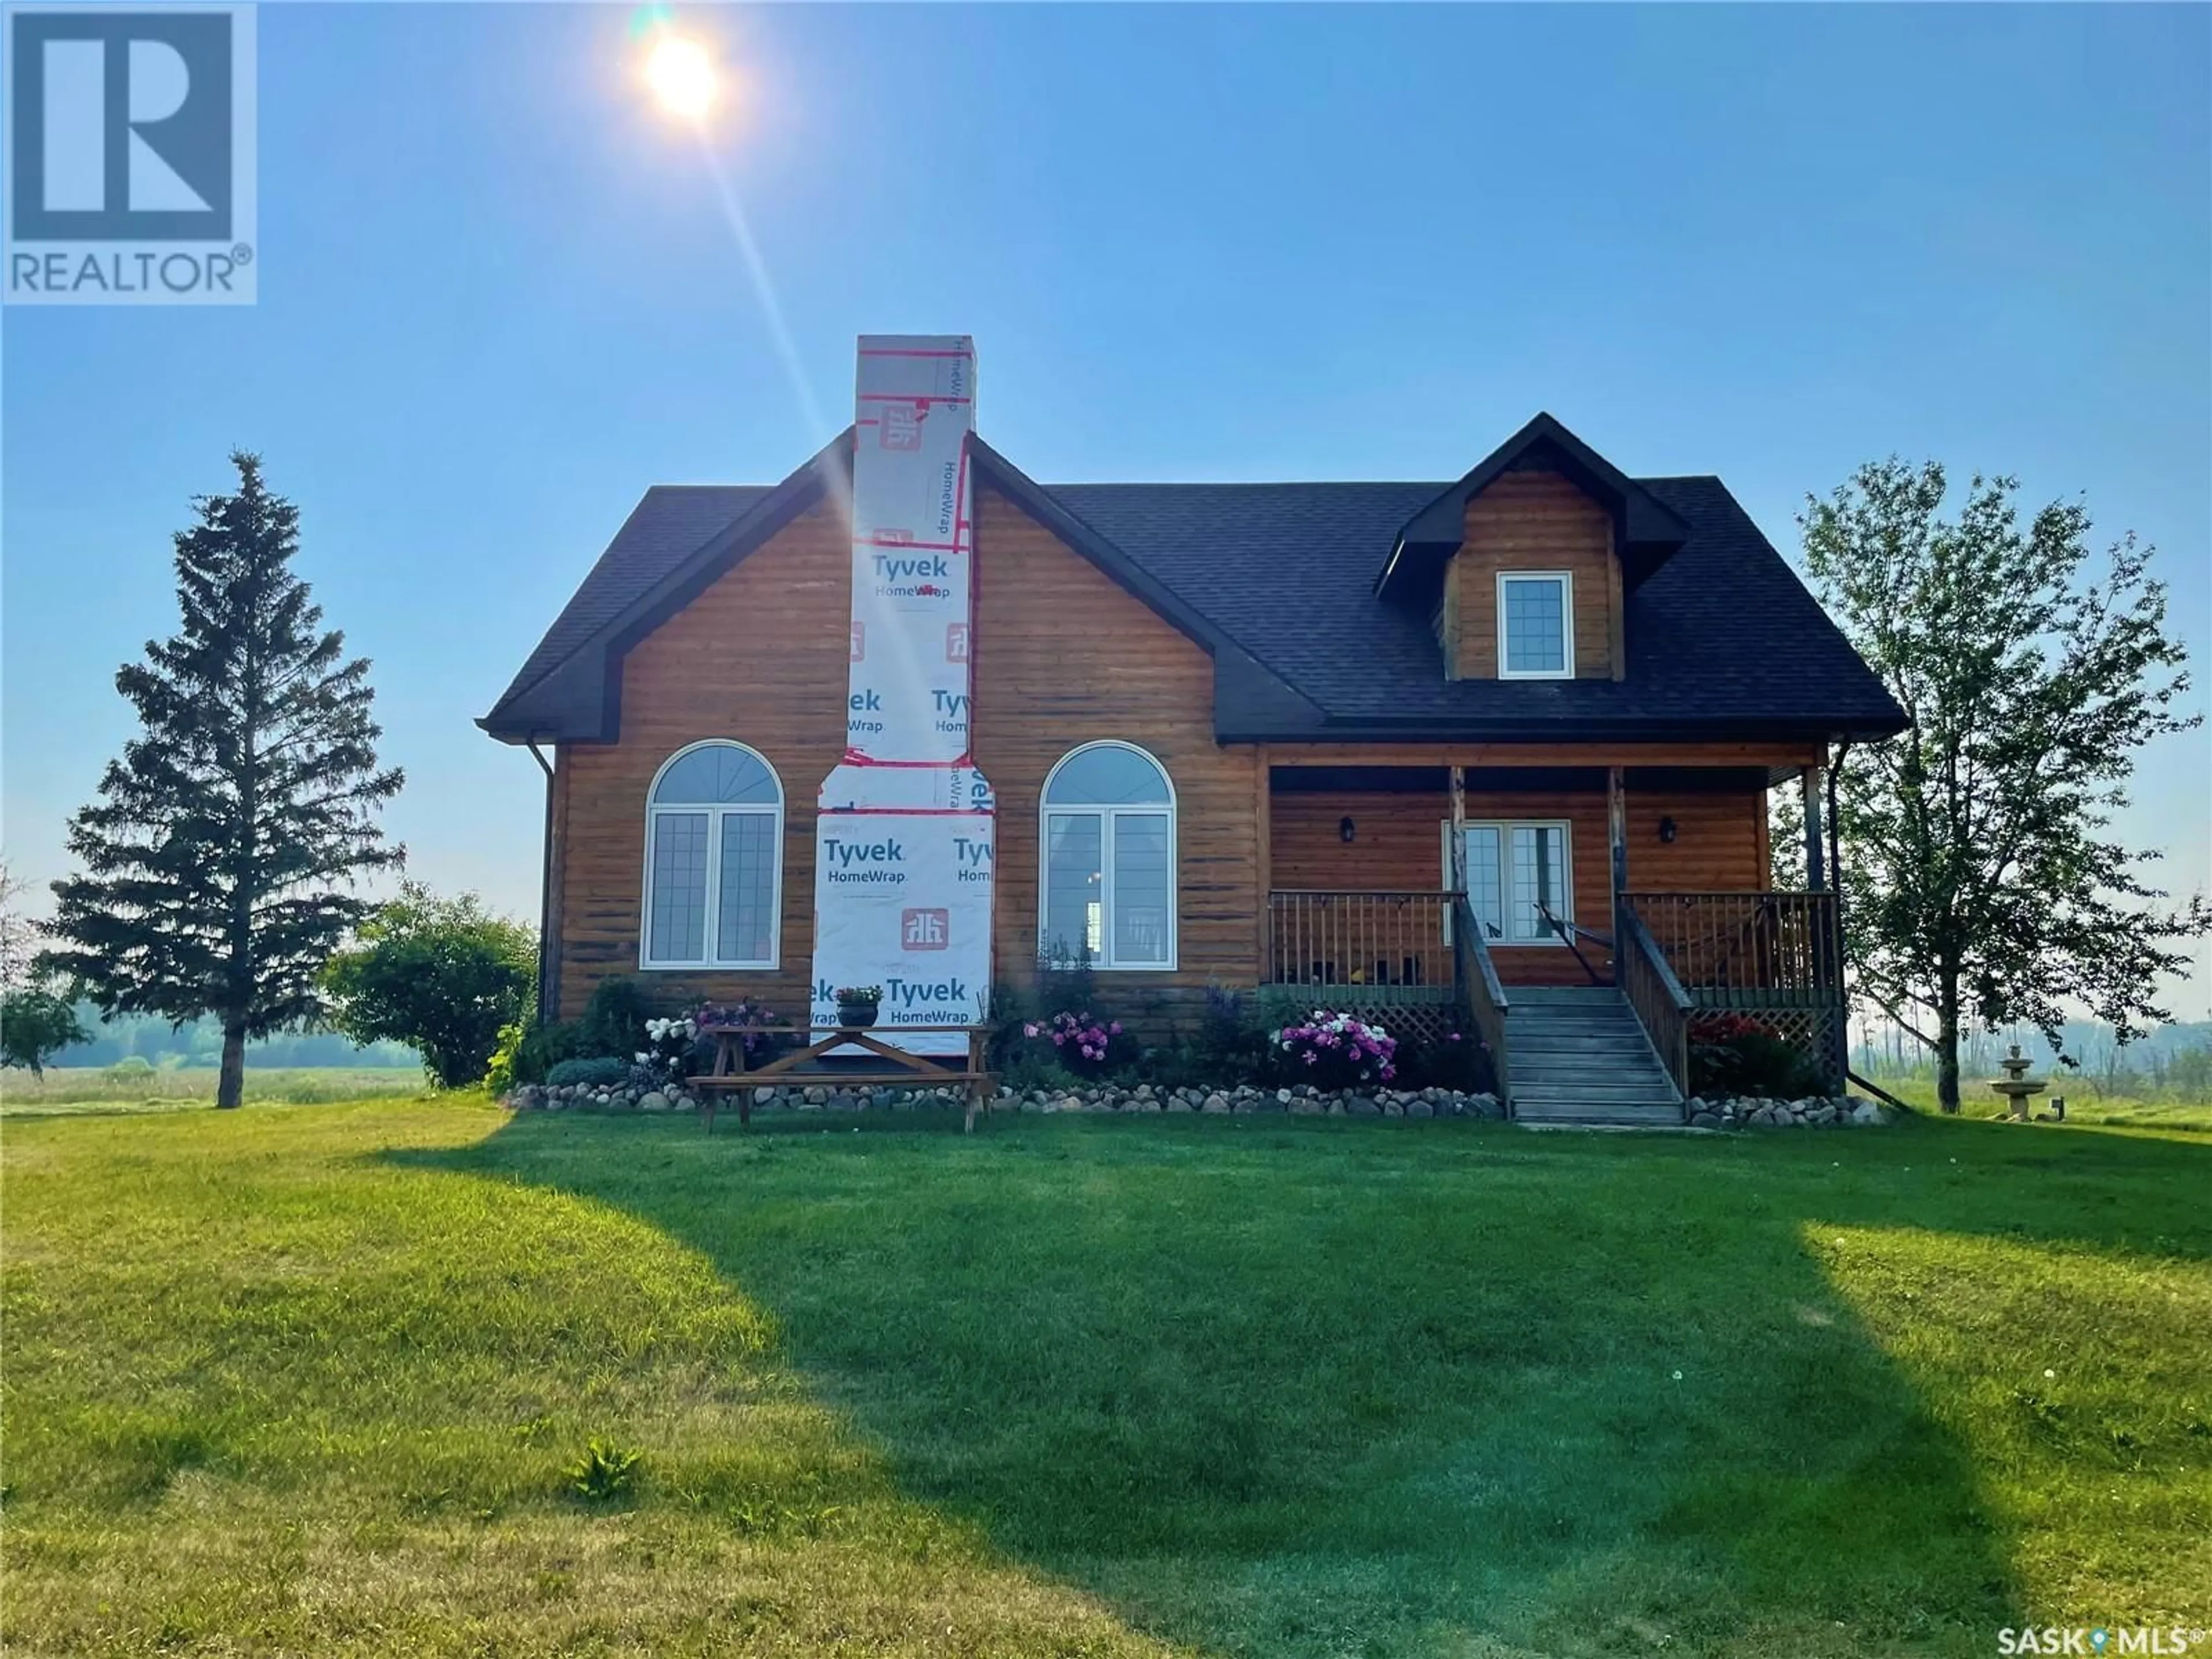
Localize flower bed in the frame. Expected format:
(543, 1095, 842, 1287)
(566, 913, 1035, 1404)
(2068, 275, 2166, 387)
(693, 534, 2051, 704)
(506, 1077, 1508, 1119)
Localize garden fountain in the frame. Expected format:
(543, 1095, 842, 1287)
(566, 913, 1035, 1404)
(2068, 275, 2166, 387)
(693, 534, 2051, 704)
(1987, 1044, 2047, 1122)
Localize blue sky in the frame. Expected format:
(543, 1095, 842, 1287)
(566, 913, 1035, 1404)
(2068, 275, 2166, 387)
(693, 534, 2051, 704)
(5, 3, 2209, 1005)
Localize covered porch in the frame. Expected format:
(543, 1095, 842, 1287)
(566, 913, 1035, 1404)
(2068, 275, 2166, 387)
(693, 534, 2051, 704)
(1251, 746, 1847, 1105)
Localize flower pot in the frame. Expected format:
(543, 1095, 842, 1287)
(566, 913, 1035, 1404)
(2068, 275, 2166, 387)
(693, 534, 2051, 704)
(836, 1001, 879, 1029)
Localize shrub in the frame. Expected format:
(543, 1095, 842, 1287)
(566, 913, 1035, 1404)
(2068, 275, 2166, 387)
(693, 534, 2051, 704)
(103, 1055, 158, 1084)
(1689, 1012, 1824, 1099)
(320, 883, 536, 1088)
(1001, 1048, 1081, 1096)
(1272, 1010, 1399, 1089)
(546, 1056, 630, 1089)
(576, 976, 650, 1062)
(484, 1021, 525, 1094)
(1190, 983, 1272, 1082)
(510, 1019, 582, 1085)
(1021, 1010, 1128, 1078)
(1393, 1027, 1480, 1090)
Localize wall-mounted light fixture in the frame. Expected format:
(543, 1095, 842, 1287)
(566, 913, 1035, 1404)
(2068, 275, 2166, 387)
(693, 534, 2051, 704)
(1657, 816, 1679, 844)
(1339, 816, 1357, 844)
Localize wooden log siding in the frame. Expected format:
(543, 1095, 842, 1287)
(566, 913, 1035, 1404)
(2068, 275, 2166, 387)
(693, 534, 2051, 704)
(1267, 783, 1767, 986)
(968, 486, 1260, 1026)
(1451, 470, 1615, 680)
(548, 488, 1262, 1031)
(551, 499, 852, 1019)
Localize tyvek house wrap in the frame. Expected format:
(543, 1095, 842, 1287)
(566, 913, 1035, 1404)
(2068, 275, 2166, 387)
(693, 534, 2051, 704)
(810, 336, 994, 1054)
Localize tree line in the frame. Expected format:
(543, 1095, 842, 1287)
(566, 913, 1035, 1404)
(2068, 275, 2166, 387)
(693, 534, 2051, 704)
(1, 449, 2204, 1112)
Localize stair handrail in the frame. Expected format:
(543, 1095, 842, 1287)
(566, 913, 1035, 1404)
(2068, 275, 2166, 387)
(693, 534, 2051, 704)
(1617, 908, 1694, 1101)
(1535, 900, 1610, 987)
(1453, 895, 1513, 1116)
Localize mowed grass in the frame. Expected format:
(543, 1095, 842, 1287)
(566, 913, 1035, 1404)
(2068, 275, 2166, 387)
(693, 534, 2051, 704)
(3, 1101, 2208, 1657)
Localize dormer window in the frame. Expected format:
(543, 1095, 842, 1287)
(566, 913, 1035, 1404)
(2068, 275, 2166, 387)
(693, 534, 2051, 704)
(1497, 571, 1573, 679)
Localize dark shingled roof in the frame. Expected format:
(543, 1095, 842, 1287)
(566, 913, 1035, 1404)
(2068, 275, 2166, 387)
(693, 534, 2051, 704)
(492, 483, 775, 718)
(483, 435, 1906, 745)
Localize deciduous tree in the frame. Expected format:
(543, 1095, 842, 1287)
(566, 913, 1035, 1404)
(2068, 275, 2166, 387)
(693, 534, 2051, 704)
(1801, 460, 2206, 1110)
(321, 884, 535, 1089)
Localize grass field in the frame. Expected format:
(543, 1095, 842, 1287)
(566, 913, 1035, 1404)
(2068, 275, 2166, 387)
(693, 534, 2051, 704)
(0, 1066, 425, 1115)
(1868, 1075, 2212, 1134)
(3, 1099, 2207, 1657)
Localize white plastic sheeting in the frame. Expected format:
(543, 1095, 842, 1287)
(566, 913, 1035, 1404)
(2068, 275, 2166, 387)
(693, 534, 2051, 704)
(809, 337, 995, 1054)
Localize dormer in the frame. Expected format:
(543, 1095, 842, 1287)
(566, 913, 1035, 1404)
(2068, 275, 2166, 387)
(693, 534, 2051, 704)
(1373, 414, 1691, 683)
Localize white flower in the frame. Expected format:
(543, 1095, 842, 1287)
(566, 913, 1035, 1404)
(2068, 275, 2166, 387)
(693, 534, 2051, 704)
(634, 1051, 649, 1063)
(2044, 1368, 2056, 1380)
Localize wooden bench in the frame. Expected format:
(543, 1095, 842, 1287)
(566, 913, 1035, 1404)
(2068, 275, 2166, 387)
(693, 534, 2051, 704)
(692, 1022, 995, 1132)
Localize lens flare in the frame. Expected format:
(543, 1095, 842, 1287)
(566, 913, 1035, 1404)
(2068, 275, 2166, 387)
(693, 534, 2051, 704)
(646, 34, 715, 121)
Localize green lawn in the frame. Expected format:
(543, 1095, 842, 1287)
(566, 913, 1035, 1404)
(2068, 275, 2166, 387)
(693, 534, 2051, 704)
(3, 1100, 2207, 1657)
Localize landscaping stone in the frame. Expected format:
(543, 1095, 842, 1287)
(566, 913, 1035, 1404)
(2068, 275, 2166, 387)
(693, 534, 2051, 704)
(1202, 1093, 1230, 1113)
(639, 1092, 669, 1112)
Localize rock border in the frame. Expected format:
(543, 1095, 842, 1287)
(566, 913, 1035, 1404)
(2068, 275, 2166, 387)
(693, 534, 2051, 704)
(1687, 1094, 1891, 1128)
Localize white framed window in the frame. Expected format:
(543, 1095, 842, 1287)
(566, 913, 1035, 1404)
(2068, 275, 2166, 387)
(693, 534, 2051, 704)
(1497, 570, 1574, 679)
(641, 741, 783, 970)
(1444, 820, 1574, 945)
(1040, 741, 1176, 971)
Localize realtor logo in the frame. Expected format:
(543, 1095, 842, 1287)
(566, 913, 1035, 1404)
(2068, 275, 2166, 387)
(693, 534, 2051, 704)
(900, 907, 949, 950)
(945, 623, 969, 663)
(6, 3, 256, 304)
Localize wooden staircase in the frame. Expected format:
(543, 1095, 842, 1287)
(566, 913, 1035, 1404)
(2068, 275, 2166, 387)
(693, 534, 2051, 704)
(1508, 986, 1685, 1127)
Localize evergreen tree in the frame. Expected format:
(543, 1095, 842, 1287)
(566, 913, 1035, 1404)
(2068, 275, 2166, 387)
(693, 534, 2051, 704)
(39, 453, 404, 1107)
(1800, 460, 2207, 1111)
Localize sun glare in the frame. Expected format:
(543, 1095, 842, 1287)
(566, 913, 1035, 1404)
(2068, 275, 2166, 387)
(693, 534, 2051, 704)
(646, 33, 717, 122)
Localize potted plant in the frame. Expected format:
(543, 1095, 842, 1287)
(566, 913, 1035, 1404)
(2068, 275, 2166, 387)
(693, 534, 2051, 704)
(834, 984, 882, 1029)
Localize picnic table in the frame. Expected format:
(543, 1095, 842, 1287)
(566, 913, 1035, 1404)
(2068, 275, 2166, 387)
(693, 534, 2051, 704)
(690, 1022, 995, 1133)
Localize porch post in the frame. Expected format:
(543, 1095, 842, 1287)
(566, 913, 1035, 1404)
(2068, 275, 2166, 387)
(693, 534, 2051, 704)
(1448, 764, 1467, 893)
(1607, 764, 1628, 951)
(1801, 764, 1827, 891)
(1253, 746, 1271, 983)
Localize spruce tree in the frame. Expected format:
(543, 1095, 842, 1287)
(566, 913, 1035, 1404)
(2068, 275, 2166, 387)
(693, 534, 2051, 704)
(40, 453, 404, 1107)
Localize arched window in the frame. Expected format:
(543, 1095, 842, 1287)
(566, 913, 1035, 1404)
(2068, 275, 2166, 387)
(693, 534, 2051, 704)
(642, 742, 783, 970)
(1040, 741, 1176, 970)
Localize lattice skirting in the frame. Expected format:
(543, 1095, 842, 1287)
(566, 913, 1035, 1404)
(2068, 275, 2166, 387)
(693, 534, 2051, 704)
(1263, 986, 1466, 1051)
(1694, 995, 1844, 1092)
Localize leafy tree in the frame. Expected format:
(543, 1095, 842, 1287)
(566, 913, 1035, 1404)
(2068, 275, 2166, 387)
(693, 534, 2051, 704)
(38, 453, 404, 1108)
(321, 884, 536, 1089)
(1, 856, 89, 1077)
(0, 987, 87, 1079)
(1801, 460, 2207, 1111)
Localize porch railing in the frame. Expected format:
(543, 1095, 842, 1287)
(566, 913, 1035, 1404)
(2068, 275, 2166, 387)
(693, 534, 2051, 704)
(1264, 890, 1456, 996)
(1620, 891, 1841, 1003)
(1617, 907, 1692, 1099)
(1454, 895, 1513, 1113)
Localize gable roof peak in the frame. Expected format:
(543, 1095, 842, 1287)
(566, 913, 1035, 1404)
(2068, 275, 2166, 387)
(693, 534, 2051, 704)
(1373, 411, 1692, 602)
